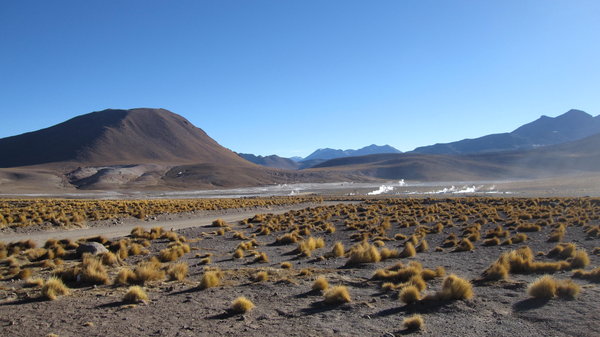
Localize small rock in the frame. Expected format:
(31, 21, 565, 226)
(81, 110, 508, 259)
(76, 242, 108, 256)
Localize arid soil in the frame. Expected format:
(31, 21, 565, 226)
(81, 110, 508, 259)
(0, 201, 343, 246)
(1, 197, 599, 337)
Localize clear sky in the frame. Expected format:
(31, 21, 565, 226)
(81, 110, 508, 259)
(1, 1, 599, 157)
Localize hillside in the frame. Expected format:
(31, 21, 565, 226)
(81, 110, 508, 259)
(0, 108, 252, 168)
(0, 108, 359, 190)
(412, 109, 600, 155)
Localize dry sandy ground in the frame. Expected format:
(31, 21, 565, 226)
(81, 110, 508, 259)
(0, 199, 599, 337)
(0, 202, 345, 246)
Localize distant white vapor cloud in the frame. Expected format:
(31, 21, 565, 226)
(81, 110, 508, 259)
(368, 185, 394, 195)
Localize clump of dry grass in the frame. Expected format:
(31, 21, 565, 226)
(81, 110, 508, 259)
(115, 268, 136, 285)
(528, 275, 557, 299)
(483, 237, 501, 246)
(231, 296, 255, 313)
(380, 247, 400, 260)
(454, 238, 474, 252)
(399, 242, 416, 258)
(199, 270, 221, 289)
(253, 252, 269, 263)
(123, 286, 148, 303)
(233, 248, 244, 259)
(572, 267, 600, 282)
(569, 249, 590, 269)
(167, 262, 188, 281)
(323, 285, 351, 305)
(296, 237, 325, 257)
(280, 261, 292, 269)
(434, 274, 473, 300)
(481, 260, 509, 281)
(399, 285, 421, 304)
(416, 239, 429, 252)
(556, 279, 581, 299)
(403, 314, 424, 331)
(25, 277, 44, 288)
(41, 277, 70, 300)
(16, 268, 32, 280)
(254, 271, 269, 282)
(80, 256, 110, 285)
(312, 277, 329, 292)
(100, 251, 121, 266)
(331, 242, 345, 257)
(134, 259, 165, 283)
(345, 242, 381, 265)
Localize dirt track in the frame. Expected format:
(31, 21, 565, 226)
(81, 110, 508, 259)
(0, 201, 351, 246)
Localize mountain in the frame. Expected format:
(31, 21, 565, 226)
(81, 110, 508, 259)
(412, 109, 600, 155)
(0, 108, 358, 190)
(310, 131, 600, 181)
(237, 153, 300, 170)
(302, 144, 401, 162)
(0, 108, 250, 167)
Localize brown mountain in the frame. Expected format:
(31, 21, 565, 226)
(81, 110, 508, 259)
(0, 108, 251, 167)
(0, 108, 359, 190)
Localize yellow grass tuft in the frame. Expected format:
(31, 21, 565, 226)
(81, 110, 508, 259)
(167, 262, 188, 281)
(280, 261, 292, 269)
(231, 296, 255, 313)
(312, 277, 329, 292)
(399, 242, 416, 258)
(199, 271, 221, 289)
(569, 250, 590, 269)
(556, 279, 581, 299)
(115, 268, 136, 285)
(454, 238, 474, 252)
(100, 251, 120, 266)
(482, 261, 509, 281)
(528, 275, 557, 299)
(572, 267, 600, 282)
(345, 242, 381, 265)
(254, 252, 269, 263)
(41, 277, 70, 300)
(25, 277, 44, 288)
(323, 285, 351, 305)
(254, 271, 269, 282)
(123, 286, 148, 303)
(416, 239, 429, 252)
(331, 242, 345, 257)
(399, 285, 421, 304)
(436, 274, 473, 300)
(133, 260, 165, 284)
(402, 314, 424, 331)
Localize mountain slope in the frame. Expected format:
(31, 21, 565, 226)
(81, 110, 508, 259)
(0, 108, 252, 168)
(412, 109, 600, 155)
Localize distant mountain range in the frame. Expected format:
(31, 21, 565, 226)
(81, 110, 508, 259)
(240, 144, 402, 170)
(303, 144, 401, 161)
(412, 109, 600, 155)
(237, 153, 300, 170)
(310, 131, 600, 181)
(1, 107, 600, 191)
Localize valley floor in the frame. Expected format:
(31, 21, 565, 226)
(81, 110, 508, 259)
(0, 197, 599, 337)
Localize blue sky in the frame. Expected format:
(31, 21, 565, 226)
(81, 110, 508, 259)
(1, 1, 599, 157)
